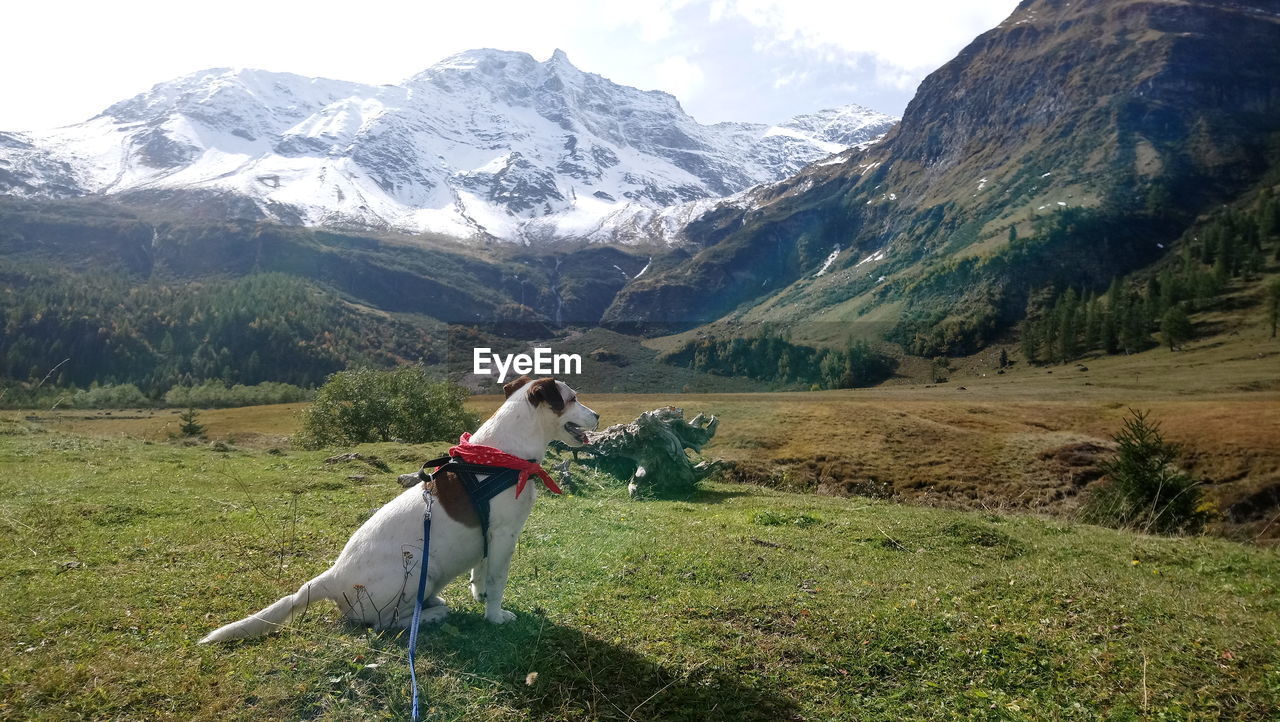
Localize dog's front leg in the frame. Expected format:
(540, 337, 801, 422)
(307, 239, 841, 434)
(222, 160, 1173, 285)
(482, 530, 520, 624)
(469, 559, 488, 603)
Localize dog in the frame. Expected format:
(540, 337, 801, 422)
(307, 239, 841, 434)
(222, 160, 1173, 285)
(199, 376, 599, 642)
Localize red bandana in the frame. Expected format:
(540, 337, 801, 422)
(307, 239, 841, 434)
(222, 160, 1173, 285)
(447, 433, 563, 498)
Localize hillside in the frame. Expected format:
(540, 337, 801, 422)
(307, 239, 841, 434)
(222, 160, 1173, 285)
(603, 0, 1280, 352)
(0, 196, 706, 392)
(0, 416, 1277, 719)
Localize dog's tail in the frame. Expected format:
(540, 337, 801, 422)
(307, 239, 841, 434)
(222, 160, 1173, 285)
(199, 573, 331, 644)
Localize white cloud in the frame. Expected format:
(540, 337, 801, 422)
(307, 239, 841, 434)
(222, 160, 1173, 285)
(713, 0, 1017, 87)
(772, 69, 809, 89)
(0, 0, 1019, 129)
(654, 56, 707, 102)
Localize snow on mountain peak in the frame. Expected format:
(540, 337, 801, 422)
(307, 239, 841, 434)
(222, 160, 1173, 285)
(0, 52, 898, 244)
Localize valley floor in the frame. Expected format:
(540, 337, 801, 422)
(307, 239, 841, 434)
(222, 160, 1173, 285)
(24, 341, 1280, 542)
(4, 326, 1276, 717)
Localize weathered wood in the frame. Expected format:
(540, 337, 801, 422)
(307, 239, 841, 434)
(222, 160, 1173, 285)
(575, 407, 723, 496)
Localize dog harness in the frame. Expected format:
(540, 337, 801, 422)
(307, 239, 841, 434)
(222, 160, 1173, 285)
(416, 433, 563, 558)
(408, 433, 563, 720)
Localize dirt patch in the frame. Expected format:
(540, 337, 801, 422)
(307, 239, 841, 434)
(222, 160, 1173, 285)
(721, 458, 896, 501)
(1037, 441, 1110, 488)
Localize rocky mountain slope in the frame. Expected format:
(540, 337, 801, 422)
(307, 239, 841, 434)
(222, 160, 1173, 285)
(603, 0, 1280, 346)
(0, 50, 895, 244)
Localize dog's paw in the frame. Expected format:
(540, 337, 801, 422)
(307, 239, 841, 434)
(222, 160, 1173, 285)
(485, 608, 516, 624)
(470, 584, 487, 603)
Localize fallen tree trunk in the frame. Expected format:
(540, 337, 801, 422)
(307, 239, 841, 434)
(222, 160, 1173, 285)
(574, 407, 723, 496)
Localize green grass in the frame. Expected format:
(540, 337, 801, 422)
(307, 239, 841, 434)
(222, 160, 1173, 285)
(1, 424, 1278, 719)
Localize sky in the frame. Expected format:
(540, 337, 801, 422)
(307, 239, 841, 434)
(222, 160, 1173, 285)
(1, 0, 1021, 131)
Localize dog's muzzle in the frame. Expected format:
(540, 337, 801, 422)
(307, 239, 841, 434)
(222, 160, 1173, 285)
(563, 422, 590, 444)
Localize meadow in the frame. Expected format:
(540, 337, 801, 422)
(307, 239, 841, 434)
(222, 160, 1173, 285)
(2, 364, 1279, 719)
(30, 333, 1280, 540)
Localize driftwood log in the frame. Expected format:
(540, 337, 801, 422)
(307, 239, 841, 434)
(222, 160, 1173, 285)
(574, 407, 723, 496)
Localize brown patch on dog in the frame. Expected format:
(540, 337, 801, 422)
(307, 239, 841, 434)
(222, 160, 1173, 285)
(503, 375, 533, 398)
(526, 377, 565, 414)
(423, 471, 480, 528)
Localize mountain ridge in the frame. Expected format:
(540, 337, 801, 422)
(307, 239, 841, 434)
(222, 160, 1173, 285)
(0, 50, 896, 244)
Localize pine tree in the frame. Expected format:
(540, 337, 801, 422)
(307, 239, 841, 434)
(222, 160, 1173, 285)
(1201, 225, 1220, 265)
(1213, 252, 1230, 287)
(1101, 278, 1123, 354)
(1262, 198, 1280, 241)
(1160, 306, 1192, 351)
(1081, 409, 1206, 534)
(1057, 289, 1081, 361)
(1158, 268, 1177, 311)
(1119, 293, 1148, 354)
(1242, 246, 1262, 278)
(1221, 230, 1240, 277)
(1082, 294, 1101, 350)
(1021, 321, 1042, 364)
(1267, 278, 1280, 340)
(178, 408, 205, 437)
(1043, 309, 1061, 363)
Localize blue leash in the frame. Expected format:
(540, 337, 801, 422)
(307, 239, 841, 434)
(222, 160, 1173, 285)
(408, 492, 433, 721)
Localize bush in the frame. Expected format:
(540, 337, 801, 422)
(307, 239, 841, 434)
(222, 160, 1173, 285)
(70, 384, 150, 409)
(0, 382, 149, 410)
(163, 381, 311, 409)
(1080, 409, 1208, 534)
(295, 366, 477, 449)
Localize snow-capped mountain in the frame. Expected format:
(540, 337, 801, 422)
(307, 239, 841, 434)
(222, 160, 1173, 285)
(0, 50, 896, 244)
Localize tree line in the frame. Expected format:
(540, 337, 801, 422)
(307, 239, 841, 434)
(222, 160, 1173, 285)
(0, 380, 312, 410)
(662, 333, 896, 389)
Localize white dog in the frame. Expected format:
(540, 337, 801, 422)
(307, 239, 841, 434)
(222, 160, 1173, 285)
(200, 376, 598, 642)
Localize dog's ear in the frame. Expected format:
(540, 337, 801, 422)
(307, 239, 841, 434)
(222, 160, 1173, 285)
(526, 377, 565, 414)
(503, 375, 533, 399)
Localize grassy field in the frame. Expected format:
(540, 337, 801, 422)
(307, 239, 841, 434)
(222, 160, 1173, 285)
(1, 407, 1279, 719)
(27, 336, 1280, 542)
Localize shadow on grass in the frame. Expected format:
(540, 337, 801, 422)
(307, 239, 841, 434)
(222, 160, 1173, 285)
(685, 487, 752, 504)
(371, 609, 800, 721)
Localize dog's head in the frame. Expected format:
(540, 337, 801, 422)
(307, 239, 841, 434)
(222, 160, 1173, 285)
(503, 375, 599, 447)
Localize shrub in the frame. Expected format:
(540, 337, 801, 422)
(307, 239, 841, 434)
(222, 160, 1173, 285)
(70, 383, 150, 409)
(295, 366, 477, 449)
(1080, 409, 1208, 534)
